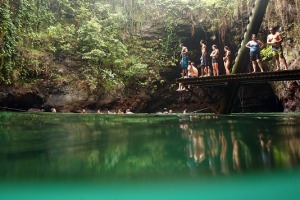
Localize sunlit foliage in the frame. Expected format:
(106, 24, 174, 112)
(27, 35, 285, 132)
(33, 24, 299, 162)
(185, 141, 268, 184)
(0, 0, 299, 96)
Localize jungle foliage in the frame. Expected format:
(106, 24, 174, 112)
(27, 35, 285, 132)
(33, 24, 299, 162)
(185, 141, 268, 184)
(0, 0, 299, 93)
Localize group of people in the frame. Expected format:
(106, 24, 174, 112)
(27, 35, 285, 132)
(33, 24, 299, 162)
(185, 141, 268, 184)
(179, 26, 288, 80)
(179, 40, 233, 78)
(199, 40, 232, 77)
(177, 44, 198, 91)
(179, 44, 199, 79)
(177, 42, 231, 91)
(246, 27, 288, 72)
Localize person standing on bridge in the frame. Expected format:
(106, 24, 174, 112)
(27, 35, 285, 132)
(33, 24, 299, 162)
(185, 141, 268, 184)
(210, 45, 219, 76)
(200, 40, 208, 77)
(267, 27, 288, 71)
(223, 46, 231, 75)
(245, 34, 264, 73)
(179, 43, 189, 78)
(177, 43, 189, 91)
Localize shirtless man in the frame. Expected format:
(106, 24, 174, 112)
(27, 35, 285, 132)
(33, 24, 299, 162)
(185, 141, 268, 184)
(200, 40, 208, 77)
(267, 27, 288, 70)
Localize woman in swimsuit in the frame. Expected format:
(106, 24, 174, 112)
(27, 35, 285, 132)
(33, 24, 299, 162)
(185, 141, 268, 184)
(245, 34, 264, 73)
(223, 46, 231, 75)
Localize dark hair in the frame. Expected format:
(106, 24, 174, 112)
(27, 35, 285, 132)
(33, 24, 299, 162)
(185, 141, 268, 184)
(269, 26, 279, 32)
(200, 40, 206, 45)
(224, 46, 230, 50)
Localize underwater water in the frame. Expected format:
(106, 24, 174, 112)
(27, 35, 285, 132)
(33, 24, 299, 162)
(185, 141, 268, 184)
(0, 112, 300, 200)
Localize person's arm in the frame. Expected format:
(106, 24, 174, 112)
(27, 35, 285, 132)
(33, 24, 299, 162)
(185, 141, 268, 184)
(267, 35, 273, 45)
(202, 48, 207, 58)
(258, 40, 264, 48)
(183, 47, 188, 53)
(223, 51, 228, 60)
(277, 33, 283, 43)
(216, 49, 219, 57)
(224, 51, 231, 60)
(181, 47, 187, 56)
(245, 41, 250, 48)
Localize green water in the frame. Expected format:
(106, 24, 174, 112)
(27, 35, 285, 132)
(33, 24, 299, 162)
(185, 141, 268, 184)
(0, 112, 300, 200)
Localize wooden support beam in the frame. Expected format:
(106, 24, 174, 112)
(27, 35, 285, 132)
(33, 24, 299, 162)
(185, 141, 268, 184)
(176, 69, 300, 114)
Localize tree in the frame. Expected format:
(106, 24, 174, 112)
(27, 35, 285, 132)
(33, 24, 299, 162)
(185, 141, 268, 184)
(0, 2, 17, 84)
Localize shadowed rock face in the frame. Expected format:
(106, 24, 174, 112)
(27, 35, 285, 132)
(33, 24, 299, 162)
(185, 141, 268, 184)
(0, 90, 44, 112)
(0, 84, 89, 112)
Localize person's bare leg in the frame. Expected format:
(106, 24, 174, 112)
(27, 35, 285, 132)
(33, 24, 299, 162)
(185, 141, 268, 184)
(275, 56, 280, 71)
(252, 61, 256, 72)
(216, 64, 219, 76)
(280, 55, 288, 70)
(257, 60, 264, 72)
(177, 83, 182, 91)
(225, 61, 230, 75)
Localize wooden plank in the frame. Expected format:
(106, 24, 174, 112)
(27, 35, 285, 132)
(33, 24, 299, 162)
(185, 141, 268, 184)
(176, 69, 300, 86)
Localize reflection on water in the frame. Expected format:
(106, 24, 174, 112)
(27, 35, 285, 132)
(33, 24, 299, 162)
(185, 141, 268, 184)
(0, 112, 300, 199)
(181, 114, 300, 176)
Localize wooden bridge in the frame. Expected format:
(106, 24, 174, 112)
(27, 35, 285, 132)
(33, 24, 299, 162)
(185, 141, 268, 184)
(177, 69, 300, 86)
(176, 69, 300, 114)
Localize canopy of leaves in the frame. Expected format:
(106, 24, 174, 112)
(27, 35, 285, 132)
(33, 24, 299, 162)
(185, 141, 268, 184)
(0, 0, 299, 94)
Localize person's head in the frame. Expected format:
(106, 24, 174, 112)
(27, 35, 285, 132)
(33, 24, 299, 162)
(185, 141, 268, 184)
(191, 62, 195, 66)
(224, 46, 230, 51)
(212, 44, 217, 50)
(269, 27, 276, 34)
(179, 43, 184, 48)
(200, 40, 206, 45)
(252, 34, 257, 41)
(188, 61, 191, 65)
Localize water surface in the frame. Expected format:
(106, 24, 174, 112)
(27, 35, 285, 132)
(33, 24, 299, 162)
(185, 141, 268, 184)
(0, 112, 300, 200)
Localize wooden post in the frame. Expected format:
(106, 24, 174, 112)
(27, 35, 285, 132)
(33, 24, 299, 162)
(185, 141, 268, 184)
(217, 0, 269, 114)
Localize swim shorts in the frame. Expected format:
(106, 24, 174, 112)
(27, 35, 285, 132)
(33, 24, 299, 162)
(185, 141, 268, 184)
(212, 58, 218, 64)
(181, 56, 189, 69)
(272, 45, 283, 56)
(200, 56, 207, 67)
(250, 51, 261, 61)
